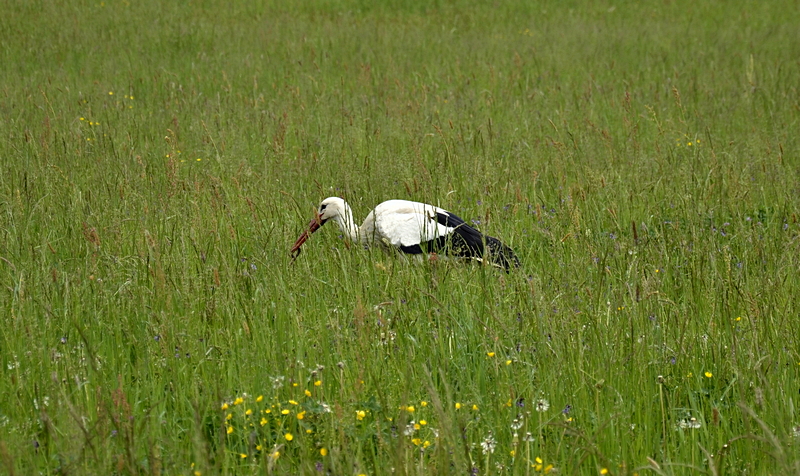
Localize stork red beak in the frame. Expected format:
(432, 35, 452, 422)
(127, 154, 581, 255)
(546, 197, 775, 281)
(290, 213, 323, 258)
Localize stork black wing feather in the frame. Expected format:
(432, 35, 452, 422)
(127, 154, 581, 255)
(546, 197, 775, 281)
(397, 210, 520, 271)
(433, 212, 485, 257)
(436, 212, 521, 270)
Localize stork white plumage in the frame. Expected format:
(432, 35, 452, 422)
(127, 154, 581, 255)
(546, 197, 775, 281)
(290, 197, 520, 270)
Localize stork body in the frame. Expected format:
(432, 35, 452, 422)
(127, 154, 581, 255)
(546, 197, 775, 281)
(291, 197, 520, 270)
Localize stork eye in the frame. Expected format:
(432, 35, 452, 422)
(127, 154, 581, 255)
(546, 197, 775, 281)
(319, 204, 327, 212)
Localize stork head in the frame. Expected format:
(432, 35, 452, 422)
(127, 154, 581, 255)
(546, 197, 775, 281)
(290, 197, 350, 258)
(316, 196, 348, 224)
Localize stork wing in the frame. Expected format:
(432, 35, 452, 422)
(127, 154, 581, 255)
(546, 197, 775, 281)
(372, 200, 454, 248)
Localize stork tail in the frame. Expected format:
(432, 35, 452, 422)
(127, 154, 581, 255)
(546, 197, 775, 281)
(485, 235, 521, 270)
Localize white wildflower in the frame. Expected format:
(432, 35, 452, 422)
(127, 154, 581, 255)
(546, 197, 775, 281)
(271, 375, 285, 389)
(481, 432, 497, 455)
(677, 417, 701, 430)
(511, 415, 524, 431)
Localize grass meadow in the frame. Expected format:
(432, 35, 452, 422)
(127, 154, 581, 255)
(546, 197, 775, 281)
(2, 0, 800, 474)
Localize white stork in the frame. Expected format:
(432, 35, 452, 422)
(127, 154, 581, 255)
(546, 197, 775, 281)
(290, 197, 520, 270)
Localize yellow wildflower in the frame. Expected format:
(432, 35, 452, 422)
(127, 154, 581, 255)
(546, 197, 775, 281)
(320, 448, 328, 456)
(284, 433, 293, 441)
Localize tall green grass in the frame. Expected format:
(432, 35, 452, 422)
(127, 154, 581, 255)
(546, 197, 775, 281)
(1, 0, 799, 474)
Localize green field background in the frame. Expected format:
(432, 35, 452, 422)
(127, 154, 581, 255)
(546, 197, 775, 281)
(1, 0, 799, 474)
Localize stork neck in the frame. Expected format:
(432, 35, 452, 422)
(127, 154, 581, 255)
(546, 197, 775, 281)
(333, 204, 360, 242)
